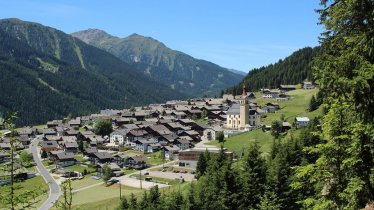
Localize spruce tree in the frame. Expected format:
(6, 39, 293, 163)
(128, 193, 137, 210)
(293, 0, 374, 209)
(239, 142, 267, 209)
(118, 196, 129, 210)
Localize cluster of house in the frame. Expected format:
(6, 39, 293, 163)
(0, 83, 314, 175)
(0, 128, 38, 185)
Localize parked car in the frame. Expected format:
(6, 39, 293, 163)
(108, 178, 119, 183)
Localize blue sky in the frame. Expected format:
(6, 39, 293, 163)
(0, 0, 323, 73)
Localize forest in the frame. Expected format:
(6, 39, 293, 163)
(226, 47, 320, 95)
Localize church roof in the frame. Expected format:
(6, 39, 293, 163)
(226, 104, 240, 115)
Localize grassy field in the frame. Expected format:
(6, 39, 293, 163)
(70, 175, 102, 189)
(146, 151, 164, 166)
(59, 184, 143, 210)
(74, 154, 86, 162)
(0, 175, 49, 209)
(68, 182, 191, 210)
(207, 129, 274, 155)
(65, 164, 96, 174)
(130, 174, 181, 185)
(256, 88, 322, 125)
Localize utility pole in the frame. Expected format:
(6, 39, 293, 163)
(139, 170, 142, 189)
(119, 181, 122, 199)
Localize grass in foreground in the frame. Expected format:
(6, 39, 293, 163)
(71, 182, 190, 210)
(0, 176, 48, 209)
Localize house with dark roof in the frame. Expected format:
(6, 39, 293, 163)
(134, 138, 158, 152)
(42, 128, 57, 136)
(174, 138, 190, 150)
(65, 129, 79, 136)
(83, 147, 98, 156)
(279, 85, 296, 92)
(145, 125, 172, 137)
(41, 141, 60, 153)
(126, 156, 147, 169)
(109, 129, 130, 146)
(160, 133, 179, 143)
(0, 152, 9, 163)
(89, 152, 112, 165)
(61, 139, 79, 154)
(49, 151, 76, 167)
(127, 129, 150, 145)
(163, 145, 180, 160)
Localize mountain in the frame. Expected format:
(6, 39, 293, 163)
(0, 18, 187, 126)
(226, 47, 320, 95)
(71, 29, 244, 97)
(227, 69, 247, 76)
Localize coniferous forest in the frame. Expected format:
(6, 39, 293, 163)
(227, 47, 320, 94)
(0, 19, 187, 126)
(117, 1, 374, 209)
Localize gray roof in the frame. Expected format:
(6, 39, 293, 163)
(226, 104, 240, 115)
(64, 141, 78, 148)
(163, 145, 180, 152)
(175, 138, 190, 144)
(56, 152, 75, 160)
(93, 152, 112, 160)
(43, 128, 56, 135)
(85, 147, 98, 154)
(110, 129, 130, 137)
(129, 156, 147, 162)
(42, 141, 59, 148)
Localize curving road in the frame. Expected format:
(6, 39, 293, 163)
(30, 137, 61, 210)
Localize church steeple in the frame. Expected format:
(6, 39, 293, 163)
(242, 84, 247, 97)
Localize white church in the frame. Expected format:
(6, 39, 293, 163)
(226, 85, 261, 130)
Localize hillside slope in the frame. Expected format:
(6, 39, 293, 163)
(227, 47, 320, 94)
(72, 29, 244, 96)
(0, 18, 186, 126)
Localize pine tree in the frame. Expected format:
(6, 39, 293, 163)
(148, 185, 161, 208)
(128, 193, 138, 210)
(239, 142, 267, 209)
(118, 196, 129, 210)
(41, 150, 48, 159)
(139, 191, 148, 210)
(293, 0, 374, 209)
(195, 151, 208, 179)
(308, 95, 317, 111)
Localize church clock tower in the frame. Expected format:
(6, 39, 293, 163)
(239, 84, 249, 128)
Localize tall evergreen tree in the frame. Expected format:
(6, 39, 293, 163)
(293, 0, 374, 209)
(239, 142, 267, 209)
(128, 193, 138, 210)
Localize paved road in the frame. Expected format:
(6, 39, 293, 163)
(30, 137, 61, 210)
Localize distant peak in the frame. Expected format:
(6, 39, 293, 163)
(0, 18, 23, 22)
(74, 28, 110, 36)
(126, 33, 160, 43)
(128, 33, 144, 38)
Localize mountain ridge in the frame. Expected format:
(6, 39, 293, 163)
(0, 18, 187, 126)
(72, 29, 244, 96)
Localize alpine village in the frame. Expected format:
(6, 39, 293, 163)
(0, 1, 373, 210)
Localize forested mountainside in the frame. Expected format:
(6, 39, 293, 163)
(227, 47, 320, 94)
(0, 18, 187, 126)
(72, 29, 244, 97)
